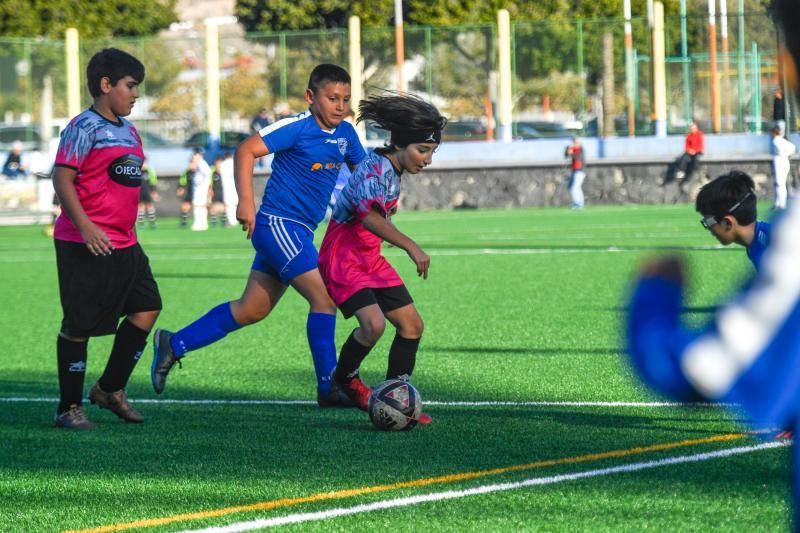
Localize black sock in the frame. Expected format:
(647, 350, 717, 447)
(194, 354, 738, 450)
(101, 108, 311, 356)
(334, 330, 373, 383)
(57, 336, 88, 412)
(386, 334, 420, 380)
(98, 320, 149, 393)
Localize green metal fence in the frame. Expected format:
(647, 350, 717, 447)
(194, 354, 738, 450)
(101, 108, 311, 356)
(0, 11, 781, 147)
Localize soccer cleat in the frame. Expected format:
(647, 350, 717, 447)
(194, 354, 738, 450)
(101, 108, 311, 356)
(335, 375, 372, 411)
(54, 404, 96, 430)
(317, 381, 356, 408)
(151, 329, 181, 394)
(417, 413, 433, 425)
(88, 382, 144, 423)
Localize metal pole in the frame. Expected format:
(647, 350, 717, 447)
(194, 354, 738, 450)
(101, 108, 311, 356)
(394, 0, 405, 92)
(681, 0, 691, 126)
(577, 19, 585, 129)
(653, 2, 667, 138)
(425, 27, 433, 96)
(348, 16, 363, 136)
(720, 0, 732, 130)
(65, 28, 81, 119)
(279, 33, 287, 102)
(708, 0, 721, 133)
(497, 9, 513, 143)
(752, 42, 761, 133)
(204, 19, 221, 143)
(737, 0, 745, 130)
(624, 0, 635, 136)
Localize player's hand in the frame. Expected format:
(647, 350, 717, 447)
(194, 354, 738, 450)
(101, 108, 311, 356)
(639, 256, 685, 286)
(236, 203, 255, 240)
(151, 191, 161, 202)
(407, 245, 430, 279)
(176, 186, 185, 197)
(80, 223, 114, 256)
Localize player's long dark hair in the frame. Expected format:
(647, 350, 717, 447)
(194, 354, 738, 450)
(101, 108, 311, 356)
(357, 91, 447, 151)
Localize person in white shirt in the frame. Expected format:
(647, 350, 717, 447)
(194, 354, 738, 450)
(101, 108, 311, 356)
(771, 126, 796, 210)
(190, 150, 211, 231)
(219, 151, 238, 227)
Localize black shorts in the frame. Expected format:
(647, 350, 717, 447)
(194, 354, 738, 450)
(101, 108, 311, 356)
(55, 240, 162, 337)
(139, 181, 153, 203)
(339, 285, 413, 319)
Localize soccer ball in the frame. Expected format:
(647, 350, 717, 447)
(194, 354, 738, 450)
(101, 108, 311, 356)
(368, 379, 423, 431)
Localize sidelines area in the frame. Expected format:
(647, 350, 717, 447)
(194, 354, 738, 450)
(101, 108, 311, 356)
(62, 433, 771, 533)
(177, 441, 790, 532)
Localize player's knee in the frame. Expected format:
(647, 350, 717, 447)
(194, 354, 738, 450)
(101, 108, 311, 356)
(233, 302, 269, 325)
(359, 316, 386, 345)
(399, 316, 424, 339)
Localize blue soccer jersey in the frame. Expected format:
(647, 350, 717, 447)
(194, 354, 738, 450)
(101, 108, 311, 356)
(257, 111, 366, 231)
(746, 220, 771, 271)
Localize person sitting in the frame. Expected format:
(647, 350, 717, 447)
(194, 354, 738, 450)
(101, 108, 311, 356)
(2, 141, 28, 180)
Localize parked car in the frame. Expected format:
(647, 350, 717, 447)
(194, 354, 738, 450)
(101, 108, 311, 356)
(184, 130, 249, 150)
(513, 121, 572, 140)
(138, 130, 178, 147)
(442, 120, 487, 142)
(0, 124, 60, 151)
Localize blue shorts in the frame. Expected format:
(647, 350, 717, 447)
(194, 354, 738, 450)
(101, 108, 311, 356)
(251, 215, 319, 284)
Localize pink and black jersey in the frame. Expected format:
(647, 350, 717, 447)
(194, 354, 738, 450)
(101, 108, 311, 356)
(318, 150, 403, 306)
(53, 108, 145, 248)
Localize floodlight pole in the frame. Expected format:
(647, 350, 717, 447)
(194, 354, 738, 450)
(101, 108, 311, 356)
(395, 0, 405, 93)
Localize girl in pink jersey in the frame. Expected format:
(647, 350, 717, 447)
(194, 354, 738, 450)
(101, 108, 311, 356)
(318, 92, 446, 417)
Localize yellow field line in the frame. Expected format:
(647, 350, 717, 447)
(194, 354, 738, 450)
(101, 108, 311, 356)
(66, 433, 746, 533)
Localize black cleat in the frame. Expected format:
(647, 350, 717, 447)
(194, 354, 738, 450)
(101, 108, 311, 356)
(151, 329, 181, 394)
(317, 381, 356, 408)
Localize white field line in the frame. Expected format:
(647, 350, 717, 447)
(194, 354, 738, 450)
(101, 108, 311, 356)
(178, 441, 789, 533)
(0, 245, 729, 263)
(0, 396, 727, 408)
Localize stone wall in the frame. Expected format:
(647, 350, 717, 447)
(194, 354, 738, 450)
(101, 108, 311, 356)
(393, 158, 779, 210)
(146, 158, 781, 217)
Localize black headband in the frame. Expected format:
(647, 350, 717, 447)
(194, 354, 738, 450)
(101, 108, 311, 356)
(391, 128, 442, 147)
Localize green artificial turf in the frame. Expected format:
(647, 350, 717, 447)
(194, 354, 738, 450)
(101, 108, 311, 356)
(0, 204, 790, 532)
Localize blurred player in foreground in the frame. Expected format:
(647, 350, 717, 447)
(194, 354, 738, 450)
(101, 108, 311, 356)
(626, 0, 800, 522)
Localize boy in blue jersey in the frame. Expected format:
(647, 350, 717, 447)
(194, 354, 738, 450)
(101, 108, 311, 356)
(695, 171, 770, 271)
(151, 64, 367, 407)
(626, 0, 800, 523)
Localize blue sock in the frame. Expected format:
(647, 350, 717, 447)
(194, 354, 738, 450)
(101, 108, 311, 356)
(171, 303, 242, 357)
(307, 312, 337, 394)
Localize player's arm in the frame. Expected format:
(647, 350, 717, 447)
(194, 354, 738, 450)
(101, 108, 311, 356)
(626, 256, 700, 402)
(52, 166, 113, 256)
(234, 133, 270, 239)
(362, 207, 430, 279)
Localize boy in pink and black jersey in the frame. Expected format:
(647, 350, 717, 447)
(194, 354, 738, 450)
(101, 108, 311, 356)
(52, 48, 162, 429)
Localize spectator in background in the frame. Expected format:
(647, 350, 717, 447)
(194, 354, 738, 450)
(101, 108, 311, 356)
(137, 158, 159, 230)
(189, 149, 211, 232)
(771, 125, 796, 210)
(209, 154, 226, 227)
(674, 120, 704, 182)
(250, 107, 271, 135)
(565, 137, 586, 209)
(219, 151, 237, 227)
(274, 102, 293, 122)
(773, 88, 786, 136)
(2, 140, 27, 180)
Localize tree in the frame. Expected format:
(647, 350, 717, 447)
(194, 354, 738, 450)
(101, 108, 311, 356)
(235, 0, 392, 32)
(0, 0, 177, 39)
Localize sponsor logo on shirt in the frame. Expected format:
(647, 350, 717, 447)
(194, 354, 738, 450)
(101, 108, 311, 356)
(108, 153, 144, 187)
